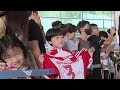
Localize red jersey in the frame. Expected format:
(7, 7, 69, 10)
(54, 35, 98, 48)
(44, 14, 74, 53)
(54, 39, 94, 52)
(43, 48, 92, 79)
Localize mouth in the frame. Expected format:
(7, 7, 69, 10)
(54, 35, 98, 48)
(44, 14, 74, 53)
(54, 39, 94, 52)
(14, 61, 21, 66)
(60, 42, 64, 45)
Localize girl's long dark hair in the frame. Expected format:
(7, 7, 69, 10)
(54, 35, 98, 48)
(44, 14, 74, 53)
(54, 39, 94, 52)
(5, 11, 29, 46)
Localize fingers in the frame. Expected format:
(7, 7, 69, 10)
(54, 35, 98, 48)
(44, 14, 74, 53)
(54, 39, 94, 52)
(38, 54, 44, 64)
(0, 63, 6, 70)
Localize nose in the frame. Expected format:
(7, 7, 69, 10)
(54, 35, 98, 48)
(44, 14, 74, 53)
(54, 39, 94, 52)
(60, 37, 64, 42)
(11, 57, 18, 63)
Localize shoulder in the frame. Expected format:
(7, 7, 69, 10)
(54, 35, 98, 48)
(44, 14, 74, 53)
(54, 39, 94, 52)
(28, 19, 39, 29)
(29, 19, 36, 24)
(88, 35, 100, 41)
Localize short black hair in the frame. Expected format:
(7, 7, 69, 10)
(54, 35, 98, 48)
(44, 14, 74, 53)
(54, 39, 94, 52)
(62, 23, 77, 36)
(99, 31, 108, 38)
(109, 51, 114, 57)
(46, 27, 63, 41)
(52, 20, 62, 27)
(0, 34, 27, 60)
(107, 28, 116, 36)
(77, 20, 90, 33)
(90, 23, 98, 27)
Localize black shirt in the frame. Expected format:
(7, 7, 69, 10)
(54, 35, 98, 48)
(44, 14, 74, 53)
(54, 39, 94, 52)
(28, 19, 46, 53)
(88, 35, 105, 64)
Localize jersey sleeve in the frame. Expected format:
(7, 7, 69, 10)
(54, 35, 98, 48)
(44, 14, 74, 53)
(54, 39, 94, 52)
(43, 54, 60, 79)
(81, 50, 92, 68)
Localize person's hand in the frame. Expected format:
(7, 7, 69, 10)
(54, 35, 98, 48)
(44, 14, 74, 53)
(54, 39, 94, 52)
(38, 54, 44, 68)
(74, 39, 80, 46)
(0, 62, 6, 70)
(33, 16, 42, 27)
(29, 12, 42, 27)
(90, 47, 95, 53)
(110, 27, 116, 35)
(82, 48, 88, 51)
(101, 55, 106, 60)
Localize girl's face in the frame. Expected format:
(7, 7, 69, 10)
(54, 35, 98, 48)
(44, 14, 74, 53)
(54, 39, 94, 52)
(67, 32, 76, 40)
(49, 35, 64, 49)
(3, 47, 24, 69)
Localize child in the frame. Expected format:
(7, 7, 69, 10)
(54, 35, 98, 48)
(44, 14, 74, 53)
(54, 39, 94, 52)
(40, 27, 93, 79)
(62, 23, 79, 52)
(0, 35, 34, 79)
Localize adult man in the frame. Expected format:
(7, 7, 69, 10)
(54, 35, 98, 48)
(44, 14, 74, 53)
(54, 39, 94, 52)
(88, 24, 116, 79)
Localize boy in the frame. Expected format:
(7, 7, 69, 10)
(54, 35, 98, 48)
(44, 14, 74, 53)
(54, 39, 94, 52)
(40, 27, 93, 79)
(63, 23, 79, 52)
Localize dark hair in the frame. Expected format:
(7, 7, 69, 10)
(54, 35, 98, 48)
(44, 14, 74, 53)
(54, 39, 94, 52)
(6, 11, 29, 45)
(62, 23, 77, 36)
(107, 28, 116, 36)
(28, 11, 38, 16)
(99, 31, 108, 38)
(52, 20, 62, 27)
(0, 34, 27, 60)
(109, 51, 114, 57)
(77, 20, 90, 33)
(90, 23, 98, 27)
(46, 27, 63, 41)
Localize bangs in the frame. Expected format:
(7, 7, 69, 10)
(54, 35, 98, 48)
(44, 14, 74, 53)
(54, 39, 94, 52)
(46, 27, 63, 41)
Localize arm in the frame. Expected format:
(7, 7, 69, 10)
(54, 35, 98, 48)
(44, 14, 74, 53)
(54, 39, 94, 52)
(0, 62, 6, 70)
(29, 40, 41, 68)
(103, 27, 116, 46)
(40, 26, 46, 44)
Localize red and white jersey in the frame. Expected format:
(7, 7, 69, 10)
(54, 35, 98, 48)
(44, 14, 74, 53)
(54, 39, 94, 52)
(43, 48, 92, 79)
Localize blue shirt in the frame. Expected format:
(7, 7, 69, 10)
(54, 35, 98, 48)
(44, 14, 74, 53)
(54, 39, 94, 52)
(63, 36, 78, 52)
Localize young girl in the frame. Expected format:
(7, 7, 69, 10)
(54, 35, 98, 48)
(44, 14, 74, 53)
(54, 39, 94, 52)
(39, 27, 93, 79)
(0, 35, 34, 79)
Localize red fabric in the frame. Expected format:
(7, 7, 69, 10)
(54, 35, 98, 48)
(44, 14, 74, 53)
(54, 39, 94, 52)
(80, 51, 91, 78)
(43, 49, 91, 79)
(43, 54, 60, 79)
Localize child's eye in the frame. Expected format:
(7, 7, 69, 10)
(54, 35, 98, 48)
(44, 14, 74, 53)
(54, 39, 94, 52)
(61, 36, 64, 38)
(5, 56, 11, 60)
(15, 51, 22, 56)
(55, 36, 59, 39)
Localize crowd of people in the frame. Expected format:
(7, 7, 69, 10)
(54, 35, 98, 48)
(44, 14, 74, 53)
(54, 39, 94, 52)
(0, 11, 119, 79)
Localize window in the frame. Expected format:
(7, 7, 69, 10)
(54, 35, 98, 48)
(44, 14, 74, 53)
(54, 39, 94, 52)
(38, 11, 115, 38)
